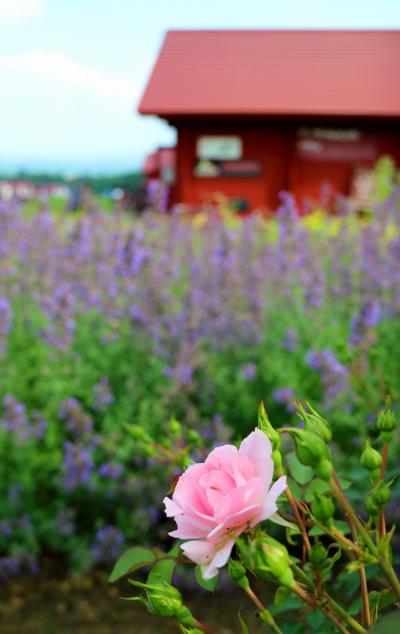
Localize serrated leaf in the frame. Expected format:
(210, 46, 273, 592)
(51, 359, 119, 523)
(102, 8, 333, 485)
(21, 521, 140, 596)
(287, 452, 313, 485)
(108, 547, 156, 583)
(194, 565, 218, 592)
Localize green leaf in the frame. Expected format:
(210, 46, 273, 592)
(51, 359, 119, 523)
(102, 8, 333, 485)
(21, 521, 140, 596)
(306, 611, 326, 630)
(287, 452, 313, 485)
(371, 613, 400, 633)
(108, 546, 156, 583)
(238, 609, 249, 634)
(194, 565, 218, 592)
(148, 560, 173, 586)
(304, 479, 330, 502)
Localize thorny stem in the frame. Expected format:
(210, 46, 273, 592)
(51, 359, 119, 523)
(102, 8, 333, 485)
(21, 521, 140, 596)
(243, 586, 283, 634)
(291, 564, 367, 634)
(292, 582, 353, 634)
(331, 471, 400, 601)
(378, 443, 389, 539)
(276, 466, 311, 555)
(348, 520, 371, 628)
(193, 618, 219, 634)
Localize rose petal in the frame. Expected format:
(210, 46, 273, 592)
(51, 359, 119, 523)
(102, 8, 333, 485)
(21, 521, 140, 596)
(207, 503, 264, 543)
(201, 539, 235, 579)
(250, 475, 287, 525)
(239, 428, 273, 488)
(215, 476, 264, 522)
(180, 539, 217, 566)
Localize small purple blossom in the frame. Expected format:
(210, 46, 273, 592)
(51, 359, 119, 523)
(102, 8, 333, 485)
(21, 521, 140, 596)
(61, 441, 94, 492)
(273, 387, 296, 412)
(93, 377, 114, 411)
(91, 526, 125, 563)
(239, 362, 257, 380)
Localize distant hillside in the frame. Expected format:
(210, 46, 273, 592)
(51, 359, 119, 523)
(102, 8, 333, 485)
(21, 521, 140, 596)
(0, 171, 143, 194)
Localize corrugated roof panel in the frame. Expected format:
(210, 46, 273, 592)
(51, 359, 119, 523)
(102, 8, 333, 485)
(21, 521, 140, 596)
(138, 30, 400, 117)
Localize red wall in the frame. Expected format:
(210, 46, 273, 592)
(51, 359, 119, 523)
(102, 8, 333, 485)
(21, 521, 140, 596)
(172, 120, 400, 211)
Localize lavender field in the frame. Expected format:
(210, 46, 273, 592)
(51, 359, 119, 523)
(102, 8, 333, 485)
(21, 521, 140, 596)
(1, 190, 400, 582)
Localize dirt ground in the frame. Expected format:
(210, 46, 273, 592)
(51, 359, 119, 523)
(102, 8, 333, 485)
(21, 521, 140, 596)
(0, 567, 261, 634)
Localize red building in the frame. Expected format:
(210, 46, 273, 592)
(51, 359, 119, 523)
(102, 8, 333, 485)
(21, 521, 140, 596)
(138, 30, 400, 211)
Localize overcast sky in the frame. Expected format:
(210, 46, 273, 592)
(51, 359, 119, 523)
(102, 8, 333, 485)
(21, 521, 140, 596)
(1, 0, 399, 174)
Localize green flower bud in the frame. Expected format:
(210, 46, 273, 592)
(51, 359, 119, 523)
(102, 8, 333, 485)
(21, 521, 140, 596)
(169, 419, 181, 439)
(376, 399, 396, 436)
(259, 537, 294, 587)
(309, 541, 328, 567)
(360, 440, 382, 471)
(314, 458, 333, 481)
(299, 403, 332, 443)
(228, 559, 247, 582)
(146, 583, 182, 617)
(258, 402, 280, 450)
(371, 480, 390, 508)
(311, 493, 335, 524)
(186, 430, 201, 446)
(175, 605, 196, 626)
(365, 494, 379, 516)
(370, 468, 381, 481)
(292, 430, 329, 467)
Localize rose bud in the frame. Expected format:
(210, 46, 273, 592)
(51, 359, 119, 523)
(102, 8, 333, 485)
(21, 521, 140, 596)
(260, 536, 294, 587)
(315, 458, 333, 482)
(376, 400, 396, 440)
(311, 493, 335, 525)
(258, 402, 281, 450)
(365, 494, 379, 516)
(299, 403, 332, 443)
(309, 541, 328, 567)
(228, 559, 247, 582)
(131, 581, 183, 618)
(291, 430, 329, 467)
(371, 481, 390, 508)
(360, 440, 382, 471)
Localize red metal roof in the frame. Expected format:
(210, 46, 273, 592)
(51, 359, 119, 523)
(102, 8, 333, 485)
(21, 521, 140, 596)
(138, 30, 400, 118)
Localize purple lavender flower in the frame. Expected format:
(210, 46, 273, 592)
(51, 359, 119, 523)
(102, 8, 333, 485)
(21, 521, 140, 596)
(91, 525, 125, 563)
(307, 349, 350, 407)
(93, 377, 114, 411)
(239, 362, 257, 380)
(98, 462, 123, 481)
(59, 398, 93, 439)
(61, 442, 94, 492)
(55, 508, 75, 538)
(349, 297, 381, 347)
(273, 387, 296, 412)
(1, 395, 32, 439)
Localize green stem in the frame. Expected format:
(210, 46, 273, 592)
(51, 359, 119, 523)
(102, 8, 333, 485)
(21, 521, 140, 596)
(330, 473, 400, 601)
(243, 585, 283, 634)
(291, 564, 367, 634)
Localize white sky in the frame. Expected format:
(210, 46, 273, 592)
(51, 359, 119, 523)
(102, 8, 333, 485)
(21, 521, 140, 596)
(0, 0, 399, 174)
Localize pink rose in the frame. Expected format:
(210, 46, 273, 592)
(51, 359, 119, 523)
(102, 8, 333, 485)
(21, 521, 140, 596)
(163, 428, 287, 579)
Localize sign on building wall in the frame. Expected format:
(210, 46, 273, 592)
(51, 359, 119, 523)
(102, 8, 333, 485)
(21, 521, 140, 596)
(296, 128, 377, 162)
(196, 136, 243, 160)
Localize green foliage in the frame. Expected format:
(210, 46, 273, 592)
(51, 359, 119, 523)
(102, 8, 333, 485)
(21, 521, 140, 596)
(108, 546, 156, 583)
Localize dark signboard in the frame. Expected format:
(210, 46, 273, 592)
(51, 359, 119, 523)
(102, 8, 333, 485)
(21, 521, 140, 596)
(194, 159, 262, 178)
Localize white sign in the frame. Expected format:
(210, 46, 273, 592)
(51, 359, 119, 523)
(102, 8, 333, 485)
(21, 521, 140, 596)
(196, 136, 243, 160)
